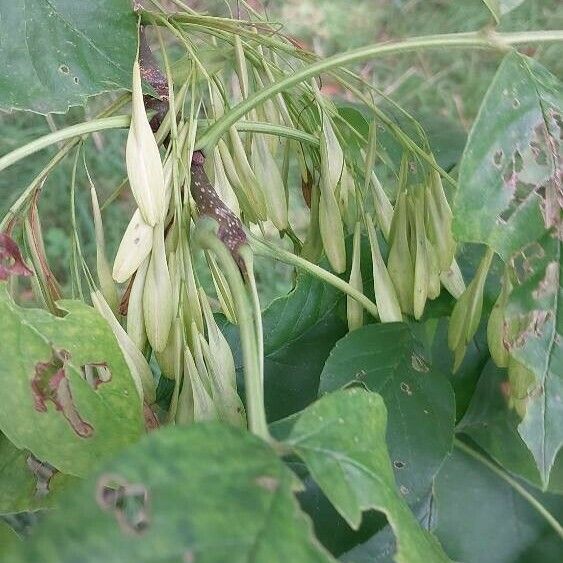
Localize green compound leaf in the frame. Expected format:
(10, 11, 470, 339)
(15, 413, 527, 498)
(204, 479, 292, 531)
(0, 0, 137, 113)
(433, 442, 563, 563)
(283, 389, 450, 563)
(7, 424, 333, 563)
(0, 285, 143, 477)
(504, 233, 562, 487)
(319, 323, 455, 506)
(0, 434, 76, 514)
(458, 361, 563, 493)
(453, 51, 562, 261)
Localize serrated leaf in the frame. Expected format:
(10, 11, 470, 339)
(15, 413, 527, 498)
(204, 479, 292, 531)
(433, 443, 563, 563)
(0, 285, 144, 476)
(0, 0, 137, 114)
(458, 360, 563, 493)
(283, 389, 450, 563)
(319, 324, 455, 505)
(7, 424, 333, 563)
(454, 51, 562, 260)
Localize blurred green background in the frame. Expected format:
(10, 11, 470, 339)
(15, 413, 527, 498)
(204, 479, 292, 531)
(0, 0, 561, 305)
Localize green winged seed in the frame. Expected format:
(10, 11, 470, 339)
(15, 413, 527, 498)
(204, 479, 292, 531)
(487, 269, 512, 368)
(126, 256, 149, 351)
(387, 192, 414, 315)
(448, 249, 494, 371)
(143, 223, 173, 352)
(412, 191, 429, 320)
(213, 147, 240, 216)
(91, 290, 155, 404)
(347, 222, 364, 331)
(319, 190, 346, 274)
(112, 208, 153, 283)
(425, 184, 455, 271)
(184, 344, 217, 422)
(366, 215, 402, 323)
(90, 184, 118, 312)
(126, 60, 167, 226)
(251, 134, 288, 230)
(156, 317, 184, 381)
(426, 237, 442, 300)
(440, 258, 466, 298)
(321, 114, 344, 191)
(370, 171, 393, 241)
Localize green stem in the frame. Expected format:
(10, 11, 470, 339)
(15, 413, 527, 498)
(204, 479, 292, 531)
(0, 116, 131, 175)
(194, 220, 270, 441)
(454, 439, 563, 538)
(196, 30, 563, 151)
(250, 234, 379, 320)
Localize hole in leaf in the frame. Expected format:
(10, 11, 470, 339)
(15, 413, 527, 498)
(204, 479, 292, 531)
(393, 460, 406, 469)
(513, 150, 523, 173)
(81, 363, 112, 390)
(493, 149, 503, 167)
(400, 382, 412, 395)
(512, 98, 520, 109)
(73, 76, 79, 84)
(26, 454, 57, 498)
(96, 474, 150, 535)
(58, 64, 69, 74)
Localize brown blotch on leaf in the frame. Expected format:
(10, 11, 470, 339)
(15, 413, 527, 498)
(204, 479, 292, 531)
(81, 363, 112, 390)
(143, 403, 160, 432)
(0, 233, 33, 280)
(31, 348, 94, 438)
(96, 474, 150, 535)
(26, 454, 57, 498)
(255, 475, 279, 492)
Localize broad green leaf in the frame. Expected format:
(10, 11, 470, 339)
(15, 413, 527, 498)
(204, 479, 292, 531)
(503, 234, 562, 486)
(0, 286, 144, 476)
(433, 442, 563, 563)
(0, 520, 19, 553)
(481, 0, 527, 23)
(319, 324, 455, 505)
(283, 389, 450, 563)
(7, 424, 333, 563)
(458, 361, 563, 493)
(0, 435, 76, 514)
(453, 52, 562, 260)
(0, 0, 137, 113)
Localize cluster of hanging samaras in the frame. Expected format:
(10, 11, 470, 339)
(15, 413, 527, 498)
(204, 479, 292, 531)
(88, 49, 487, 428)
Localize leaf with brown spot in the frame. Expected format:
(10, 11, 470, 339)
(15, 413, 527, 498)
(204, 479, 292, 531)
(0, 233, 33, 280)
(0, 286, 144, 477)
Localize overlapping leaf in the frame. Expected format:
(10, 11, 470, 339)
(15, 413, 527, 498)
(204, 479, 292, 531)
(7, 424, 333, 563)
(283, 389, 450, 563)
(319, 324, 455, 505)
(0, 286, 143, 476)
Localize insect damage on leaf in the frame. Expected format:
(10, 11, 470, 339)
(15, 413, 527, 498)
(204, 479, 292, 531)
(0, 233, 33, 280)
(26, 454, 58, 498)
(96, 474, 150, 535)
(81, 363, 112, 390)
(31, 348, 94, 438)
(191, 151, 247, 270)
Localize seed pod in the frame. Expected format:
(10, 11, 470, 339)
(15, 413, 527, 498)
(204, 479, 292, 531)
(229, 126, 268, 218)
(426, 237, 442, 301)
(126, 60, 167, 226)
(183, 344, 217, 422)
(251, 134, 288, 230)
(156, 316, 184, 380)
(301, 183, 323, 264)
(366, 215, 402, 323)
(319, 190, 346, 274)
(209, 79, 225, 119)
(126, 256, 149, 351)
(182, 239, 204, 333)
(199, 336, 246, 427)
(113, 209, 153, 283)
(91, 290, 155, 404)
(234, 35, 250, 100)
(206, 251, 237, 324)
(212, 147, 240, 216)
(387, 192, 414, 316)
(143, 222, 173, 352)
(412, 191, 429, 320)
(448, 249, 494, 371)
(90, 184, 119, 312)
(488, 269, 512, 368)
(369, 172, 394, 241)
(347, 222, 364, 331)
(320, 114, 344, 191)
(440, 258, 466, 299)
(425, 184, 455, 271)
